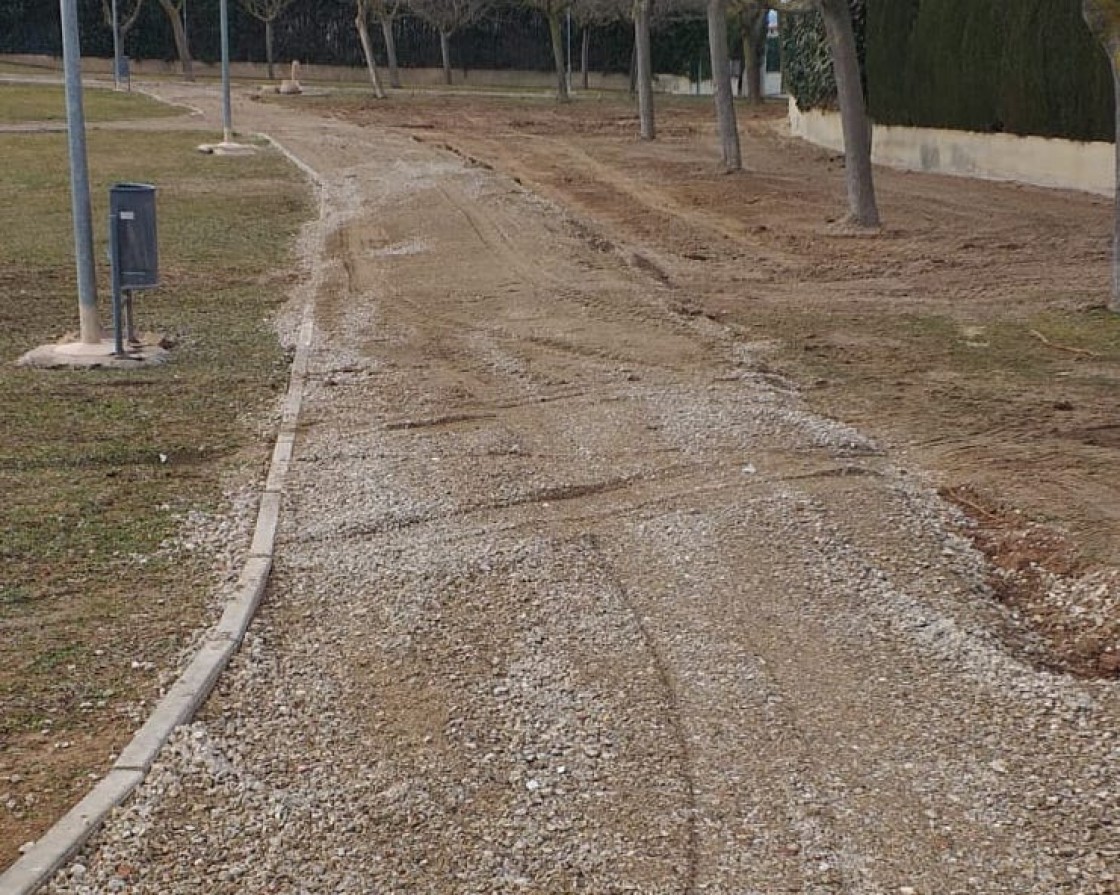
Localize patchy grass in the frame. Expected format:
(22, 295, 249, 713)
(0, 128, 310, 866)
(0, 82, 180, 124)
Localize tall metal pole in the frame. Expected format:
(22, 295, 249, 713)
(60, 0, 100, 345)
(111, 0, 122, 90)
(220, 0, 233, 143)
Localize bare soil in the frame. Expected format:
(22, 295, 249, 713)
(303, 92, 1120, 679)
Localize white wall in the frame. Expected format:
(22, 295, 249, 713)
(664, 69, 783, 97)
(788, 99, 1115, 197)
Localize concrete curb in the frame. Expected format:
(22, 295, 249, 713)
(0, 139, 324, 895)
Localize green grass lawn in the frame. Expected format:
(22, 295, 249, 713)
(0, 82, 181, 123)
(0, 126, 310, 863)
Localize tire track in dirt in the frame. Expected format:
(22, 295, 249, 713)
(39, 87, 1119, 895)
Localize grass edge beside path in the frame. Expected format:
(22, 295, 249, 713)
(0, 126, 313, 868)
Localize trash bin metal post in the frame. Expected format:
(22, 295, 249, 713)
(108, 204, 124, 356)
(125, 290, 138, 345)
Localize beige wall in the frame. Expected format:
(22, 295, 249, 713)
(788, 98, 1114, 197)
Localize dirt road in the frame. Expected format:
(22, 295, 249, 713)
(41, 86, 1119, 894)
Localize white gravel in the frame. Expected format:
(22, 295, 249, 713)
(40, 87, 1119, 895)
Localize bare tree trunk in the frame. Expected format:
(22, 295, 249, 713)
(1082, 0, 1120, 311)
(265, 19, 275, 80)
(548, 9, 569, 101)
(101, 0, 144, 41)
(581, 26, 590, 90)
(440, 30, 452, 85)
(158, 0, 193, 81)
(742, 5, 766, 104)
(355, 9, 386, 98)
(819, 0, 879, 227)
(738, 34, 747, 96)
(634, 0, 654, 139)
(707, 0, 741, 170)
(628, 37, 637, 95)
(381, 16, 401, 88)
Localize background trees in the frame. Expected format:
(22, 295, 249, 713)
(523, 0, 571, 99)
(355, 0, 388, 96)
(239, 0, 298, 79)
(99, 0, 144, 47)
(569, 0, 627, 89)
(155, 0, 192, 79)
(409, 0, 492, 83)
(731, 0, 768, 103)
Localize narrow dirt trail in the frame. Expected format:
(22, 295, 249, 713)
(43, 86, 1119, 895)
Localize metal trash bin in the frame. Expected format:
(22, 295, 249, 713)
(110, 182, 158, 289)
(116, 55, 130, 88)
(109, 183, 159, 354)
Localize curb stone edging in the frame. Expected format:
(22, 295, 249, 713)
(0, 139, 324, 895)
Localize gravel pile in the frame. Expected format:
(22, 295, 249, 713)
(42, 95, 1118, 895)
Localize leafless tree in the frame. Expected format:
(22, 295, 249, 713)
(410, 0, 492, 85)
(731, 0, 768, 103)
(100, 0, 144, 44)
(707, 0, 740, 169)
(631, 0, 699, 141)
(156, 0, 193, 80)
(633, 0, 655, 138)
(818, 0, 877, 225)
(379, 0, 406, 87)
(524, 0, 572, 100)
(355, 0, 387, 97)
(569, 0, 626, 89)
(1082, 0, 1120, 311)
(354, 0, 404, 87)
(239, 0, 298, 80)
(781, 0, 878, 226)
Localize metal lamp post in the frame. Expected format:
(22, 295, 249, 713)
(220, 0, 233, 144)
(111, 0, 123, 90)
(59, 0, 100, 345)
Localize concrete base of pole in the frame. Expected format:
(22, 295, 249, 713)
(197, 140, 257, 156)
(17, 332, 171, 369)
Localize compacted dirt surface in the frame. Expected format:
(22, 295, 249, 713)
(28, 86, 1120, 893)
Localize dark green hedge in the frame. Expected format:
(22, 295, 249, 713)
(867, 0, 1114, 141)
(784, 0, 1115, 142)
(780, 0, 866, 113)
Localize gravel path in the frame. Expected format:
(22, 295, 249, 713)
(43, 85, 1119, 895)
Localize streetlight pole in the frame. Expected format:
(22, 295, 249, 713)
(220, 0, 233, 144)
(59, 0, 100, 345)
(111, 0, 122, 90)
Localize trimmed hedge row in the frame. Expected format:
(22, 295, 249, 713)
(866, 0, 1114, 142)
(779, 0, 865, 115)
(785, 0, 1116, 143)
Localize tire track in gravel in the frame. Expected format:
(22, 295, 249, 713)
(40, 86, 1120, 895)
(582, 533, 702, 895)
